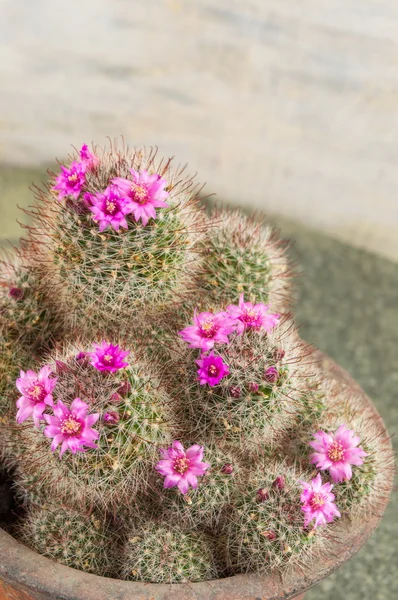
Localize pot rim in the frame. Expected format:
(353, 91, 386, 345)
(0, 352, 393, 600)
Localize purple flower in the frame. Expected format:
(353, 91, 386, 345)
(44, 398, 99, 457)
(179, 311, 236, 352)
(300, 473, 341, 528)
(89, 185, 133, 232)
(226, 294, 280, 335)
(16, 366, 57, 427)
(112, 169, 169, 227)
(264, 366, 279, 384)
(196, 352, 229, 386)
(309, 425, 368, 483)
(79, 144, 99, 171)
(89, 341, 129, 372)
(155, 440, 210, 495)
(54, 161, 86, 200)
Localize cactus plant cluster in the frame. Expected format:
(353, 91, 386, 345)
(0, 142, 389, 583)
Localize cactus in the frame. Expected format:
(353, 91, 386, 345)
(167, 317, 325, 453)
(18, 504, 115, 576)
(222, 462, 321, 574)
(156, 444, 241, 529)
(0, 141, 386, 584)
(119, 522, 218, 583)
(197, 209, 293, 313)
(13, 341, 175, 513)
(24, 143, 206, 336)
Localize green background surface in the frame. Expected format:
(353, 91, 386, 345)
(0, 166, 397, 599)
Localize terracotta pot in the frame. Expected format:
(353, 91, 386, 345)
(0, 353, 393, 600)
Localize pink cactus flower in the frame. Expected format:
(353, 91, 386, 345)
(54, 161, 86, 200)
(89, 341, 129, 372)
(89, 185, 133, 232)
(79, 144, 99, 171)
(264, 366, 279, 384)
(179, 311, 236, 352)
(226, 294, 280, 334)
(196, 352, 230, 386)
(103, 411, 120, 424)
(301, 473, 341, 528)
(16, 366, 57, 427)
(309, 424, 368, 483)
(112, 169, 169, 227)
(155, 441, 211, 495)
(44, 398, 99, 457)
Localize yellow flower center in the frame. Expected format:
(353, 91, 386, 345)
(103, 354, 114, 364)
(105, 200, 117, 214)
(208, 365, 218, 376)
(327, 441, 345, 462)
(199, 318, 217, 338)
(68, 173, 78, 183)
(131, 184, 148, 204)
(309, 492, 325, 510)
(174, 457, 190, 474)
(61, 416, 82, 435)
(28, 383, 45, 402)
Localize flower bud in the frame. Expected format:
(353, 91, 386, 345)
(256, 488, 269, 503)
(221, 463, 234, 475)
(103, 411, 120, 425)
(229, 386, 241, 398)
(264, 367, 279, 384)
(8, 287, 24, 300)
(272, 475, 285, 490)
(248, 382, 259, 393)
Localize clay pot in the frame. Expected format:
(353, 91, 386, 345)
(0, 353, 393, 600)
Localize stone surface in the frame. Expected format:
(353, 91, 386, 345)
(1, 0, 398, 259)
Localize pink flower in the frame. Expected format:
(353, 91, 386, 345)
(196, 352, 230, 386)
(309, 425, 367, 483)
(226, 294, 280, 334)
(264, 366, 279, 384)
(54, 161, 86, 200)
(301, 473, 341, 528)
(103, 411, 120, 424)
(155, 441, 211, 495)
(44, 398, 99, 457)
(89, 341, 129, 372)
(89, 185, 133, 232)
(179, 311, 236, 352)
(112, 169, 169, 227)
(16, 366, 57, 427)
(79, 144, 99, 171)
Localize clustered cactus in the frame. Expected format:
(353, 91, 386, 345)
(0, 141, 391, 583)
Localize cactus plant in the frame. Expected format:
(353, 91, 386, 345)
(18, 504, 115, 576)
(0, 141, 387, 585)
(119, 522, 218, 583)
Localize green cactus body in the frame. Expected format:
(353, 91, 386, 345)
(19, 504, 115, 576)
(198, 210, 292, 313)
(14, 343, 174, 513)
(26, 146, 206, 335)
(120, 523, 218, 583)
(223, 463, 320, 574)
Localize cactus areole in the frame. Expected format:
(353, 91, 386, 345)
(0, 142, 393, 599)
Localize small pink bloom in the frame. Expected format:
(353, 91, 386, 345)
(301, 473, 341, 528)
(16, 366, 57, 427)
(54, 161, 86, 200)
(264, 366, 279, 384)
(8, 287, 24, 300)
(89, 341, 129, 372)
(79, 144, 99, 171)
(226, 294, 280, 334)
(179, 311, 236, 352)
(196, 352, 229, 386)
(44, 398, 99, 457)
(103, 411, 120, 424)
(155, 441, 210, 495)
(221, 463, 234, 475)
(112, 169, 169, 227)
(309, 425, 367, 483)
(89, 185, 133, 232)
